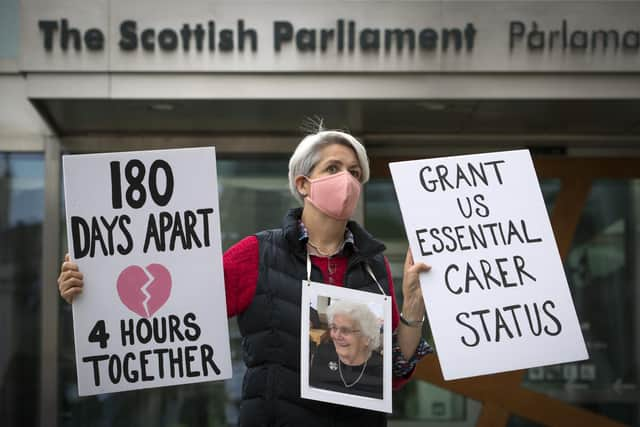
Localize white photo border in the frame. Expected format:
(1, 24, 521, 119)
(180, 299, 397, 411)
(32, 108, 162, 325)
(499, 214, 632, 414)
(300, 280, 392, 413)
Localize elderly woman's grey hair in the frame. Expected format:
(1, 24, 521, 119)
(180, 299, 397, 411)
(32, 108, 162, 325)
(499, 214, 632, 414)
(288, 130, 370, 205)
(326, 299, 381, 352)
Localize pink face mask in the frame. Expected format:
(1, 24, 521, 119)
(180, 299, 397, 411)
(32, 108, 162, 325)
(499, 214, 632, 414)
(305, 171, 362, 220)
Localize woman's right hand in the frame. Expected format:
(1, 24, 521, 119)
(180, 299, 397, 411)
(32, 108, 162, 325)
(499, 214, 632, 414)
(57, 254, 84, 304)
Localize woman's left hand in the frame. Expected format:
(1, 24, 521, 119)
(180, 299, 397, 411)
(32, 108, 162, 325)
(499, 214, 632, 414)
(401, 248, 430, 321)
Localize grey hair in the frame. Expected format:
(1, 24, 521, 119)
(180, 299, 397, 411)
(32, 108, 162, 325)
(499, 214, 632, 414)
(326, 299, 381, 352)
(288, 130, 370, 205)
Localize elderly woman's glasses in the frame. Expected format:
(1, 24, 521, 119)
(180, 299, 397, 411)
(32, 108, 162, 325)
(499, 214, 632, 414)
(329, 324, 361, 336)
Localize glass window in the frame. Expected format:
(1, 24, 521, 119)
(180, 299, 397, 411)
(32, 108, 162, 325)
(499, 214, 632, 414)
(0, 0, 19, 59)
(0, 152, 45, 427)
(540, 179, 561, 213)
(521, 179, 640, 427)
(218, 159, 295, 249)
(507, 414, 545, 427)
(58, 158, 296, 427)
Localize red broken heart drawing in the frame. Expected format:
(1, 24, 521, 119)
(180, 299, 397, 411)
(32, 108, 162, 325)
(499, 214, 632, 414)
(116, 264, 172, 318)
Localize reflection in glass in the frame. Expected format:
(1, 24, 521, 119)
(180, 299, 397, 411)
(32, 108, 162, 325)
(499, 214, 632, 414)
(218, 160, 295, 250)
(0, 153, 44, 427)
(539, 179, 560, 213)
(507, 413, 546, 427)
(58, 158, 296, 427)
(523, 179, 639, 427)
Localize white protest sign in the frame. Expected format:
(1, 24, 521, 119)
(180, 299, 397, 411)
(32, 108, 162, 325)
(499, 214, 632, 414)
(63, 147, 232, 395)
(390, 150, 588, 380)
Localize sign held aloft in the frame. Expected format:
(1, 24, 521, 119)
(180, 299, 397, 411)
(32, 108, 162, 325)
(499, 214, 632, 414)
(390, 149, 588, 380)
(63, 147, 232, 395)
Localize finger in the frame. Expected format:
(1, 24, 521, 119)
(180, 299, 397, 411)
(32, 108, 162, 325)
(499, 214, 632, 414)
(62, 270, 83, 283)
(67, 275, 84, 289)
(62, 287, 82, 303)
(61, 261, 79, 272)
(411, 262, 431, 273)
(65, 275, 84, 289)
(61, 254, 71, 271)
(62, 285, 83, 298)
(60, 276, 84, 293)
(59, 279, 73, 294)
(404, 247, 414, 270)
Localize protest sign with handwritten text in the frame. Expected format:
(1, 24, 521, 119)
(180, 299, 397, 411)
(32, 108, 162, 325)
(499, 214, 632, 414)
(63, 147, 232, 395)
(390, 150, 588, 380)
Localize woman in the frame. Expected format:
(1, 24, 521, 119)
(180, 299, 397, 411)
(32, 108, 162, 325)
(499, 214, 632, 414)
(310, 300, 384, 399)
(58, 128, 432, 427)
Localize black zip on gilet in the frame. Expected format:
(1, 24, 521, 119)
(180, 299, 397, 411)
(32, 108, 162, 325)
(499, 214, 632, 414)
(236, 208, 390, 427)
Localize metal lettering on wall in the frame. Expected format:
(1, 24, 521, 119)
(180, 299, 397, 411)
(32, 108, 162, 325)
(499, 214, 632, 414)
(21, 0, 640, 72)
(37, 18, 640, 55)
(37, 18, 479, 54)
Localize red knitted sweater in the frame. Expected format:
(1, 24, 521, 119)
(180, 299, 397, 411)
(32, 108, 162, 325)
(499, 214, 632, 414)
(223, 235, 400, 329)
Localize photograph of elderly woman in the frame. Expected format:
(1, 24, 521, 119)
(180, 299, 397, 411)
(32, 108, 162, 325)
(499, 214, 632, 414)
(309, 297, 384, 400)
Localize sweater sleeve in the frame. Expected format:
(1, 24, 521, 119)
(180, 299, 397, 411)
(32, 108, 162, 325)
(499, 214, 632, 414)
(223, 235, 260, 318)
